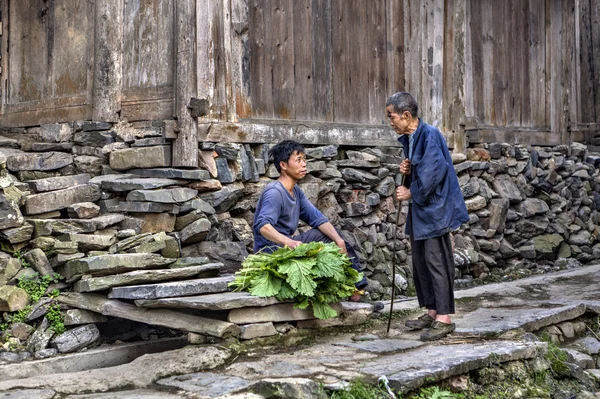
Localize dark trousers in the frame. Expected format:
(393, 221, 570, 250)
(408, 211, 456, 314)
(294, 229, 368, 290)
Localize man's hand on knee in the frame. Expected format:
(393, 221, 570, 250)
(284, 237, 303, 249)
(335, 239, 348, 255)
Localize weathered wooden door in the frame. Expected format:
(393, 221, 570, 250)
(0, 0, 95, 127)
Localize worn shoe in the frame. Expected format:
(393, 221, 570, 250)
(420, 321, 456, 341)
(404, 314, 434, 330)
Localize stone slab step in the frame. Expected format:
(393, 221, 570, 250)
(333, 338, 424, 354)
(74, 263, 222, 293)
(359, 340, 545, 394)
(58, 293, 240, 338)
(108, 276, 234, 300)
(65, 390, 188, 398)
(27, 174, 91, 193)
(59, 253, 176, 283)
(135, 291, 281, 311)
(453, 304, 587, 337)
(156, 372, 251, 398)
(24, 184, 101, 215)
(129, 168, 210, 181)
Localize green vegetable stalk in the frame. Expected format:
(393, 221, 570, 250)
(229, 242, 363, 319)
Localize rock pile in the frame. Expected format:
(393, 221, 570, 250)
(0, 119, 600, 360)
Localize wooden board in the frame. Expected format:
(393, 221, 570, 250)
(311, 0, 334, 121)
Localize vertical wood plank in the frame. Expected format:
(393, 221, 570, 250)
(430, 0, 444, 128)
(0, 0, 8, 112)
(367, 0, 387, 124)
(332, 0, 346, 122)
(574, 0, 582, 127)
(463, 0, 475, 122)
(578, 0, 596, 125)
(529, 0, 546, 127)
(312, 0, 333, 121)
(293, 0, 313, 120)
(173, 0, 197, 167)
(248, 0, 273, 118)
(592, 0, 600, 130)
(563, 0, 577, 145)
(230, 0, 251, 120)
(549, 0, 563, 134)
(481, 0, 494, 125)
(420, 0, 432, 122)
(385, 0, 405, 94)
(197, 0, 217, 120)
(93, 0, 123, 121)
(468, 0, 484, 123)
(404, 0, 421, 104)
(492, 0, 506, 126)
(271, 0, 295, 119)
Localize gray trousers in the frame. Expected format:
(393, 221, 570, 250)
(408, 210, 456, 314)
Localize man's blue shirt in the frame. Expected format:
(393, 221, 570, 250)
(253, 181, 329, 252)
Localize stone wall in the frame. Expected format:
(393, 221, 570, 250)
(0, 121, 599, 304)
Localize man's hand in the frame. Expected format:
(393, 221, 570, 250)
(400, 159, 411, 175)
(396, 186, 412, 201)
(334, 239, 348, 255)
(284, 237, 303, 249)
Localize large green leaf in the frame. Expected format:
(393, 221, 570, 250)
(249, 271, 282, 297)
(311, 300, 338, 319)
(313, 251, 347, 281)
(275, 281, 297, 300)
(278, 258, 317, 297)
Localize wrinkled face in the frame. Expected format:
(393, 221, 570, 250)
(386, 105, 411, 135)
(281, 150, 307, 180)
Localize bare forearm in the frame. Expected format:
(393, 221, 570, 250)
(318, 222, 344, 245)
(259, 224, 299, 248)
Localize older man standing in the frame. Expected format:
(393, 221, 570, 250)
(386, 92, 469, 341)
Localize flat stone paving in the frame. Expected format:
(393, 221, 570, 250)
(156, 372, 251, 397)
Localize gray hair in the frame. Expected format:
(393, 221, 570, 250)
(385, 92, 419, 117)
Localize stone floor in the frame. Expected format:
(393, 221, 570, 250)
(1, 264, 600, 398)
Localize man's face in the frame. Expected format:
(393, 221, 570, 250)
(386, 105, 411, 135)
(281, 150, 307, 180)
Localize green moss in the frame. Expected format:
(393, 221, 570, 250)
(328, 379, 393, 399)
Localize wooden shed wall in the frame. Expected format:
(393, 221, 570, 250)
(0, 0, 598, 155)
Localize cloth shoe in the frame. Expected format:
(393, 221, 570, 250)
(404, 314, 434, 330)
(420, 321, 456, 341)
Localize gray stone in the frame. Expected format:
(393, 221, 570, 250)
(569, 230, 593, 246)
(74, 264, 221, 292)
(67, 202, 100, 219)
(27, 174, 90, 193)
(518, 198, 550, 218)
(0, 258, 22, 285)
(178, 198, 216, 215)
(52, 253, 86, 268)
(108, 276, 234, 300)
(563, 349, 595, 369)
(28, 214, 124, 235)
(492, 175, 523, 204)
(65, 390, 187, 399)
(0, 191, 23, 230)
(240, 322, 278, 340)
(181, 241, 248, 271)
(26, 320, 54, 353)
(58, 233, 116, 252)
(24, 184, 101, 215)
(216, 158, 235, 183)
(59, 253, 176, 282)
(360, 341, 545, 394)
(0, 224, 34, 244)
(132, 137, 167, 147)
(251, 378, 324, 399)
(465, 195, 487, 212)
(340, 202, 372, 217)
(571, 337, 600, 355)
(228, 303, 343, 324)
(339, 168, 379, 185)
(109, 202, 179, 214)
(454, 304, 586, 337)
(24, 249, 53, 276)
(334, 339, 424, 354)
(9, 322, 35, 341)
(100, 178, 184, 192)
(6, 152, 73, 172)
(200, 182, 244, 213)
(109, 146, 172, 171)
(33, 349, 58, 360)
(63, 309, 108, 326)
(58, 292, 240, 338)
(0, 389, 56, 399)
(487, 198, 509, 232)
(179, 218, 212, 244)
(375, 176, 395, 197)
(175, 210, 206, 231)
(126, 188, 198, 204)
(129, 168, 210, 181)
(169, 257, 213, 268)
(135, 291, 279, 310)
(156, 372, 251, 398)
(533, 234, 564, 259)
(51, 324, 101, 353)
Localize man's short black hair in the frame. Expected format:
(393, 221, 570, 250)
(386, 92, 419, 117)
(269, 140, 305, 173)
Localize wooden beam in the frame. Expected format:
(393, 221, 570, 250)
(92, 0, 123, 122)
(173, 0, 198, 167)
(198, 120, 401, 147)
(466, 128, 585, 146)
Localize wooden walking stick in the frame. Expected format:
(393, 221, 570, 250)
(387, 172, 406, 334)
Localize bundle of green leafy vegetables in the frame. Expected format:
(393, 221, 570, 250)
(228, 241, 363, 319)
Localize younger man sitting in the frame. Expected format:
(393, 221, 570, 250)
(252, 140, 368, 297)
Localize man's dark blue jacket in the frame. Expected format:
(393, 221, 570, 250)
(397, 119, 469, 241)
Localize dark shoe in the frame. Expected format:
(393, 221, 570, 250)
(404, 314, 434, 330)
(349, 289, 364, 302)
(420, 321, 456, 341)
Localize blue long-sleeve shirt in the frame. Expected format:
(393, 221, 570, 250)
(398, 119, 469, 240)
(253, 181, 329, 252)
